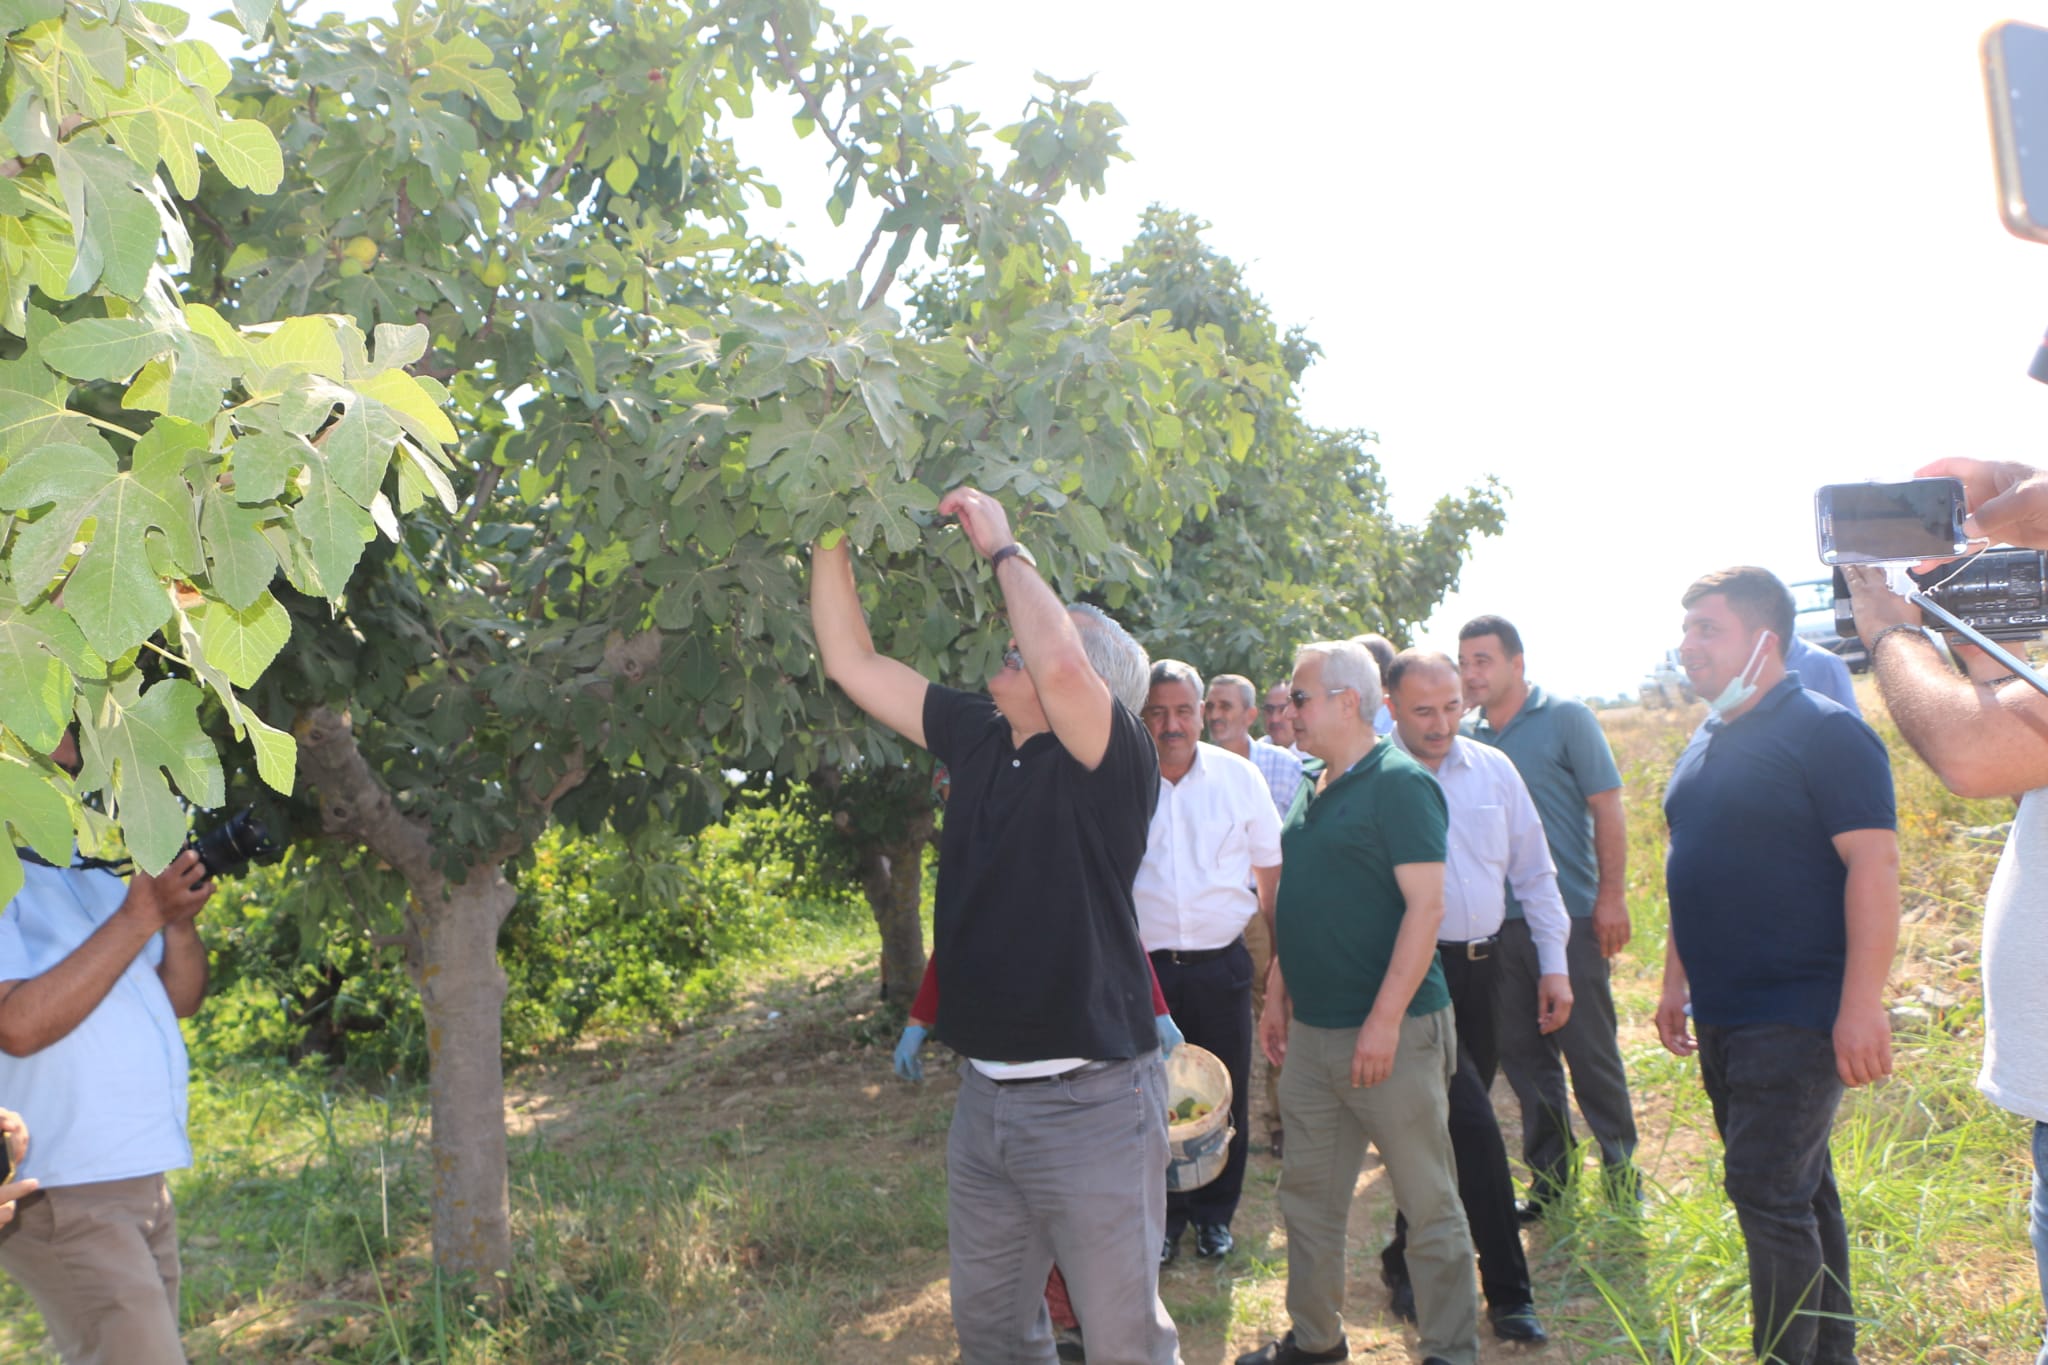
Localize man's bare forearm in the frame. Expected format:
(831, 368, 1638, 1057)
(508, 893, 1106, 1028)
(1839, 838, 1900, 1012)
(1590, 788, 1626, 903)
(1371, 867, 1446, 1025)
(158, 922, 208, 1018)
(1875, 632, 2048, 797)
(0, 902, 161, 1055)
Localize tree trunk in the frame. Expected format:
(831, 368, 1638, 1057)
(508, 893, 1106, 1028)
(860, 807, 932, 1007)
(408, 871, 517, 1287)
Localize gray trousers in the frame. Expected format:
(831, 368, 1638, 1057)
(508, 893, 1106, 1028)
(1277, 1011, 1479, 1365)
(1494, 916, 1638, 1201)
(947, 1054, 1181, 1365)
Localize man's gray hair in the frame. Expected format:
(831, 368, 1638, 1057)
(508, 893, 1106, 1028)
(1207, 673, 1257, 710)
(1296, 639, 1382, 719)
(1068, 604, 1151, 713)
(1150, 658, 1205, 702)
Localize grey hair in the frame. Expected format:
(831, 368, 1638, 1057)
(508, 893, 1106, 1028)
(1295, 639, 1382, 719)
(1207, 673, 1257, 710)
(1068, 604, 1151, 712)
(1149, 658, 1205, 701)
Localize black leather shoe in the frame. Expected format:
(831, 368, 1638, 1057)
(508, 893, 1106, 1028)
(1380, 1266, 1417, 1323)
(1422, 1358, 1455, 1365)
(1160, 1232, 1180, 1266)
(1196, 1222, 1234, 1258)
(1269, 1127, 1285, 1159)
(1514, 1198, 1551, 1225)
(1490, 1300, 1548, 1343)
(1234, 1330, 1350, 1364)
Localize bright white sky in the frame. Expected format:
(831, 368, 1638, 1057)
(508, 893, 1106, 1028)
(179, 0, 2048, 697)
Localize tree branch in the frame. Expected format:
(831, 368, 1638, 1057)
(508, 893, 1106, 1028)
(295, 707, 442, 894)
(862, 227, 914, 309)
(770, 25, 902, 210)
(511, 126, 590, 215)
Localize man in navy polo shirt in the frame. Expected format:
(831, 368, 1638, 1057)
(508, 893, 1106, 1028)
(811, 487, 1178, 1365)
(1658, 567, 1899, 1365)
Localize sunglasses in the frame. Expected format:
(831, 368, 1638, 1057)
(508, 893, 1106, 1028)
(1261, 702, 1288, 715)
(1288, 685, 1353, 709)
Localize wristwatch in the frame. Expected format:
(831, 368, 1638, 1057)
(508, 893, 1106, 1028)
(989, 543, 1037, 573)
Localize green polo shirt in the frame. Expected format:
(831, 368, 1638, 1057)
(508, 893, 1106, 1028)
(1467, 685, 1621, 920)
(1275, 741, 1451, 1028)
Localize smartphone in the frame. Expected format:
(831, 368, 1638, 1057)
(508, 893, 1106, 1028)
(1985, 21, 2048, 243)
(1814, 478, 1969, 565)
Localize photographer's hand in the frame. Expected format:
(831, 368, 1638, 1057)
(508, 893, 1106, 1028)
(1839, 565, 1921, 648)
(1917, 456, 2048, 551)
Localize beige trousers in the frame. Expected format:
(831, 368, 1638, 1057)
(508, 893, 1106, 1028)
(1276, 1011, 1479, 1365)
(0, 1173, 185, 1365)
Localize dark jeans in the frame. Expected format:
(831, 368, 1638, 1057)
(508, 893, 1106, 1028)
(1495, 916, 1639, 1205)
(1383, 942, 1532, 1308)
(1152, 941, 1253, 1236)
(1697, 1023, 1855, 1365)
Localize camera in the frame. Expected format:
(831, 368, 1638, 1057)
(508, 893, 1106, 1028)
(1833, 549, 2048, 644)
(190, 807, 278, 880)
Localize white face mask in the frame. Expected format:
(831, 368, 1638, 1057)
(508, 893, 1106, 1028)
(1708, 630, 1775, 716)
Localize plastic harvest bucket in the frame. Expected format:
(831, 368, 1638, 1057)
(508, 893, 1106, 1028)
(1164, 1044, 1235, 1192)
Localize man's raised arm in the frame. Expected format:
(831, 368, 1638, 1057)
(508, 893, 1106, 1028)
(810, 540, 931, 749)
(938, 487, 1114, 768)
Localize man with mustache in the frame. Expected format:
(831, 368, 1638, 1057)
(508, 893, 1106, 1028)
(1137, 660, 1283, 1264)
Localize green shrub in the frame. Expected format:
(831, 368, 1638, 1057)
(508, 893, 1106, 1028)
(194, 784, 869, 1078)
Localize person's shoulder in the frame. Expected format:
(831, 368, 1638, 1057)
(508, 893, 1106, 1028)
(1378, 744, 1445, 792)
(1203, 741, 1263, 780)
(1460, 736, 1526, 782)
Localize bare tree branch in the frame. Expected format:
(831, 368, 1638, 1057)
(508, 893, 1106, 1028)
(862, 227, 914, 309)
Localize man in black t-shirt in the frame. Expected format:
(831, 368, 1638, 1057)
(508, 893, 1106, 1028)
(811, 487, 1179, 1365)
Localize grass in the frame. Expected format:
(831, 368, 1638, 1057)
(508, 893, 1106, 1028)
(0, 682, 2040, 1361)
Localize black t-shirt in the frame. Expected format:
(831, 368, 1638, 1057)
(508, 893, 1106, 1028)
(923, 684, 1160, 1062)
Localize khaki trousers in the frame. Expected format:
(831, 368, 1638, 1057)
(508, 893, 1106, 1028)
(1276, 1011, 1479, 1365)
(0, 1174, 185, 1365)
(1244, 912, 1281, 1134)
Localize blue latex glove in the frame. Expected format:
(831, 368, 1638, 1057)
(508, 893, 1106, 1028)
(893, 1023, 929, 1082)
(1155, 1012, 1183, 1058)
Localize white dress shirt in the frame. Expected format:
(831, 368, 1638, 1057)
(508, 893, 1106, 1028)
(1133, 742, 1284, 952)
(1394, 732, 1571, 977)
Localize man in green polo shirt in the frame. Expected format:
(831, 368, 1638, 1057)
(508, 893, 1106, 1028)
(1237, 640, 1479, 1365)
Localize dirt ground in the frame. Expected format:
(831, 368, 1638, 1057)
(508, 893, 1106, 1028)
(505, 958, 1702, 1365)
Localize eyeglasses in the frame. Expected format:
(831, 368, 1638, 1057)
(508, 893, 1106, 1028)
(1288, 686, 1354, 709)
(1260, 702, 1288, 715)
(1002, 646, 1024, 671)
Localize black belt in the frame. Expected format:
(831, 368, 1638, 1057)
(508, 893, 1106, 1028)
(1438, 935, 1499, 961)
(1149, 943, 1237, 966)
(990, 1060, 1112, 1087)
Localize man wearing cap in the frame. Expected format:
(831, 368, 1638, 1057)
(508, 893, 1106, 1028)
(1138, 661, 1283, 1265)
(811, 487, 1178, 1364)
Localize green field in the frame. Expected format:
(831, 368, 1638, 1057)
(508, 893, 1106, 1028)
(0, 687, 2037, 1363)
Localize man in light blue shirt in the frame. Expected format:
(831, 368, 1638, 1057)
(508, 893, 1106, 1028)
(0, 730, 216, 1365)
(1788, 635, 1862, 716)
(1380, 650, 1572, 1346)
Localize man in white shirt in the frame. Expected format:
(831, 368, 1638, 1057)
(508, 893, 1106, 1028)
(1206, 673, 1303, 1159)
(0, 729, 216, 1365)
(1381, 651, 1573, 1346)
(1138, 660, 1283, 1263)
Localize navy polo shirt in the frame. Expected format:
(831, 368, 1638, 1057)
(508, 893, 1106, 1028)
(923, 684, 1160, 1062)
(1663, 675, 1895, 1030)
